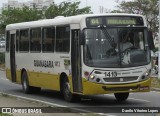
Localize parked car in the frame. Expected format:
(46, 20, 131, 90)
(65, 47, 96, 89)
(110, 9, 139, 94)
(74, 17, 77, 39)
(153, 65, 158, 74)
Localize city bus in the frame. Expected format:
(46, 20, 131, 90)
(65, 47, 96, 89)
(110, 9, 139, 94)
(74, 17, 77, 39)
(5, 13, 155, 102)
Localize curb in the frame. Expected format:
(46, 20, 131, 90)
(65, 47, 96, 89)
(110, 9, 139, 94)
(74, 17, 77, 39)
(0, 92, 67, 107)
(151, 88, 160, 92)
(0, 92, 90, 113)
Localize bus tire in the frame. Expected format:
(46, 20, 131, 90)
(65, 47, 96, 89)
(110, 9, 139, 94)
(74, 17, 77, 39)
(22, 71, 41, 94)
(22, 71, 32, 93)
(63, 77, 75, 102)
(114, 92, 129, 102)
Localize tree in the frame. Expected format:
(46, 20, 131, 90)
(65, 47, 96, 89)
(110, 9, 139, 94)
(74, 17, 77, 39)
(0, 7, 43, 33)
(0, 1, 92, 33)
(111, 0, 158, 34)
(45, 1, 92, 19)
(44, 2, 59, 19)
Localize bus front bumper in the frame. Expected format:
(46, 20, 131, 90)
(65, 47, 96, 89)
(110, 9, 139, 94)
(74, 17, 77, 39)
(82, 78, 151, 95)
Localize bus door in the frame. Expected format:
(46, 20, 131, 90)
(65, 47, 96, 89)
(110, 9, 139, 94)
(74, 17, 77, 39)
(71, 24, 82, 93)
(10, 30, 16, 82)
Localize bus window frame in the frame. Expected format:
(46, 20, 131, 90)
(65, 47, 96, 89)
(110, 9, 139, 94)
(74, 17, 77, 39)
(16, 30, 19, 52)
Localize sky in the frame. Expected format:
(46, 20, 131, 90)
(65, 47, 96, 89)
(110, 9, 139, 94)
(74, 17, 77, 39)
(0, 0, 132, 13)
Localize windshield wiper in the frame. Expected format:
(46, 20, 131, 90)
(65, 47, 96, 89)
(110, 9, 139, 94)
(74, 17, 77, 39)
(119, 25, 133, 42)
(98, 25, 116, 48)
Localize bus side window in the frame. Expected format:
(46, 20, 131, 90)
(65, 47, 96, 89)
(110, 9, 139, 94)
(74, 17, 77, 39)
(19, 29, 29, 52)
(42, 27, 55, 52)
(30, 28, 41, 52)
(56, 26, 70, 53)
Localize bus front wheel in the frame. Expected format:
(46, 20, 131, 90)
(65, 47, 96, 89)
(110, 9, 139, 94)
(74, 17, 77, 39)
(63, 78, 75, 102)
(114, 92, 129, 102)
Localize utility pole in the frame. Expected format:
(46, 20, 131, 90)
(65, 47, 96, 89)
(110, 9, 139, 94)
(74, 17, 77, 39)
(99, 6, 106, 13)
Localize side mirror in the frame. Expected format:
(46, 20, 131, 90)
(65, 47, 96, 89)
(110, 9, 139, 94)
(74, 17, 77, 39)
(79, 31, 85, 45)
(147, 31, 155, 50)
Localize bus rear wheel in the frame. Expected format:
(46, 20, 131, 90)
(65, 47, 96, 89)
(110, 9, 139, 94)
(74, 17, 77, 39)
(114, 92, 129, 102)
(22, 71, 41, 94)
(63, 78, 76, 102)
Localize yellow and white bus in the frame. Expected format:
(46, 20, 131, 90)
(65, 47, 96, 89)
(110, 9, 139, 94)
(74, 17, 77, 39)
(5, 13, 154, 102)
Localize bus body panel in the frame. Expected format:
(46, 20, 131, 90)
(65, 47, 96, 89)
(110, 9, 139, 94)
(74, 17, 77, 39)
(6, 52, 71, 91)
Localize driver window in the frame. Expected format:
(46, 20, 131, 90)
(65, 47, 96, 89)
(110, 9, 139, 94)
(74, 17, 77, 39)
(134, 32, 144, 50)
(118, 31, 133, 52)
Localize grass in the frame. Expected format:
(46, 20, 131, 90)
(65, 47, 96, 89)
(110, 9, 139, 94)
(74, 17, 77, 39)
(0, 113, 12, 116)
(151, 77, 160, 88)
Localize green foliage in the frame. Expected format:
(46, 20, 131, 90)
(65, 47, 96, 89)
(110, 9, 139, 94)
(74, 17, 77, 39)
(152, 47, 159, 53)
(0, 7, 43, 33)
(4, 7, 42, 22)
(0, 113, 13, 116)
(0, 1, 92, 33)
(45, 1, 91, 18)
(111, 0, 158, 33)
(151, 77, 160, 88)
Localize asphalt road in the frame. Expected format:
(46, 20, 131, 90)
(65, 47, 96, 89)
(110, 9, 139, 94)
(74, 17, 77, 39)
(0, 70, 160, 115)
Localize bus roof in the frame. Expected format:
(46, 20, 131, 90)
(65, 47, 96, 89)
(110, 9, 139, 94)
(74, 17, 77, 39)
(6, 13, 146, 30)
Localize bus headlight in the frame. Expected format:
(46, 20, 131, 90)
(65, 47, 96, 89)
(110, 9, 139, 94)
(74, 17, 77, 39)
(141, 70, 151, 80)
(90, 75, 95, 79)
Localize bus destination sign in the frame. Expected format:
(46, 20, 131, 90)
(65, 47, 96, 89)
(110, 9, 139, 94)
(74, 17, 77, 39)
(107, 18, 136, 25)
(89, 18, 102, 26)
(86, 16, 143, 27)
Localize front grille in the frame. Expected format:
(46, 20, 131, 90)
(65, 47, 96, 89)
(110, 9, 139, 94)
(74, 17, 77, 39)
(103, 76, 138, 82)
(102, 85, 140, 91)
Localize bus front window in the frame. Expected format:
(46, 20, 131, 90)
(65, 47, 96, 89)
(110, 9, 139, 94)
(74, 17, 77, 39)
(83, 28, 150, 68)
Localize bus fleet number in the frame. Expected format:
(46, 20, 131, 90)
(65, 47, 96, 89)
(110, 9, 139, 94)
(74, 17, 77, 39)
(104, 72, 117, 77)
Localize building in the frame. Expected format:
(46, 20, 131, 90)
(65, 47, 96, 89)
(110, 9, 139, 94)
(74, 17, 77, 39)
(2, 0, 54, 10)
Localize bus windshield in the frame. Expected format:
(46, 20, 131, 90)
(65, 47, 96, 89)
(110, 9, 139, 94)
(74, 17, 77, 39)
(83, 27, 150, 68)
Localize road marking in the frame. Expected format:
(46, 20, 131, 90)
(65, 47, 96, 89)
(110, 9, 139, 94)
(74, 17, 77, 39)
(151, 91, 160, 94)
(96, 113, 116, 116)
(128, 98, 150, 102)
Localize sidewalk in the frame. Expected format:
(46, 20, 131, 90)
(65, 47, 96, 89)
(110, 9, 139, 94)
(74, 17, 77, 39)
(0, 94, 83, 116)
